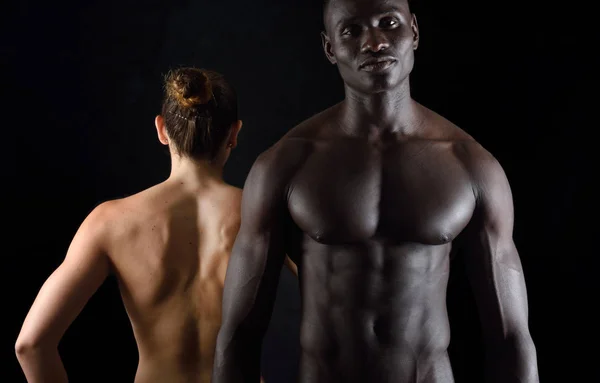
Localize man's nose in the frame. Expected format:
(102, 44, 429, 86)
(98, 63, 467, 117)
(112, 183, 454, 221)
(361, 28, 389, 53)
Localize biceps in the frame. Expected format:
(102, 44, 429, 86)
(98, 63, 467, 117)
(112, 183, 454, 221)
(19, 252, 110, 345)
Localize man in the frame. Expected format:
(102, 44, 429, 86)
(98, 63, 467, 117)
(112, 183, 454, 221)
(212, 0, 539, 382)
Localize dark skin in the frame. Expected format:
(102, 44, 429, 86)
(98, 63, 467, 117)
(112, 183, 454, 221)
(212, 0, 539, 382)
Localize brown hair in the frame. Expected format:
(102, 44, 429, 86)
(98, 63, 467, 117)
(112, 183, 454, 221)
(161, 67, 238, 160)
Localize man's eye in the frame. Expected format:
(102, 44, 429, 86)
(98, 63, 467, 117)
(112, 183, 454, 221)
(380, 17, 398, 28)
(342, 25, 361, 37)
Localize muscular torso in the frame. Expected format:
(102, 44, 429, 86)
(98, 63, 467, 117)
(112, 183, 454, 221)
(105, 181, 240, 383)
(284, 107, 477, 382)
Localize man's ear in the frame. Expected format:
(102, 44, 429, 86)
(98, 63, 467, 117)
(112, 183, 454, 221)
(155, 115, 169, 145)
(321, 31, 337, 64)
(411, 14, 420, 50)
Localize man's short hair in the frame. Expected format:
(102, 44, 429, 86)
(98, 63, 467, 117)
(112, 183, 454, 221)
(324, 0, 415, 11)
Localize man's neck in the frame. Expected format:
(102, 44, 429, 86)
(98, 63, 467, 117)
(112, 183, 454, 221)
(341, 79, 421, 138)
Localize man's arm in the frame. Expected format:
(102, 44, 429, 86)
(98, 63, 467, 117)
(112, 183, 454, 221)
(213, 144, 302, 383)
(460, 147, 539, 383)
(15, 203, 112, 383)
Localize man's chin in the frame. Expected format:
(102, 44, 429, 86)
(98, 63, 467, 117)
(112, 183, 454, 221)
(358, 80, 403, 95)
(359, 71, 409, 94)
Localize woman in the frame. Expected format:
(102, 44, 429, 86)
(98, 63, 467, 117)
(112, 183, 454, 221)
(15, 67, 295, 382)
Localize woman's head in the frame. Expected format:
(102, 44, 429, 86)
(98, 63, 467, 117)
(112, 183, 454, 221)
(156, 67, 241, 163)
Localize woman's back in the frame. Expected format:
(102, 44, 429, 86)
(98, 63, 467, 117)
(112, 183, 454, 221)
(102, 179, 241, 382)
(15, 67, 256, 383)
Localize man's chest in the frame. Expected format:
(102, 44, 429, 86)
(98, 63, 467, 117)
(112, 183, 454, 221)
(287, 141, 476, 245)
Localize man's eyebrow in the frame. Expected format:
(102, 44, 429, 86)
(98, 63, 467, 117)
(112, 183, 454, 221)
(335, 16, 358, 29)
(334, 6, 406, 28)
(376, 6, 407, 17)
(382, 6, 403, 13)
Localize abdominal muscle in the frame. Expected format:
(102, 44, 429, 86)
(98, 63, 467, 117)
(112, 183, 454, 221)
(299, 241, 454, 382)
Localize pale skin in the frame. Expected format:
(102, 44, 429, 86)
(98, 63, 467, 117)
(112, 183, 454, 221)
(15, 116, 294, 382)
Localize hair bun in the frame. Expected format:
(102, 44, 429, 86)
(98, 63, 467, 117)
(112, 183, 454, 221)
(166, 68, 213, 108)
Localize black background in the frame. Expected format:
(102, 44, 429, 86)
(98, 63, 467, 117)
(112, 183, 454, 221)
(4, 0, 598, 382)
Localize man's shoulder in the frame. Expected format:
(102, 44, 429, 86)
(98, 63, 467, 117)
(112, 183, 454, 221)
(246, 106, 341, 190)
(415, 102, 496, 165)
(254, 105, 340, 169)
(282, 102, 342, 141)
(452, 138, 500, 173)
(412, 102, 509, 193)
(417, 102, 475, 143)
(451, 137, 510, 201)
(249, 137, 311, 188)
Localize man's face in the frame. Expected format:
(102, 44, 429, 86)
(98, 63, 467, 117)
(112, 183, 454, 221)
(322, 0, 419, 94)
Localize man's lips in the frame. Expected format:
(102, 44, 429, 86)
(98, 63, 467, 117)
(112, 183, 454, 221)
(359, 57, 397, 72)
